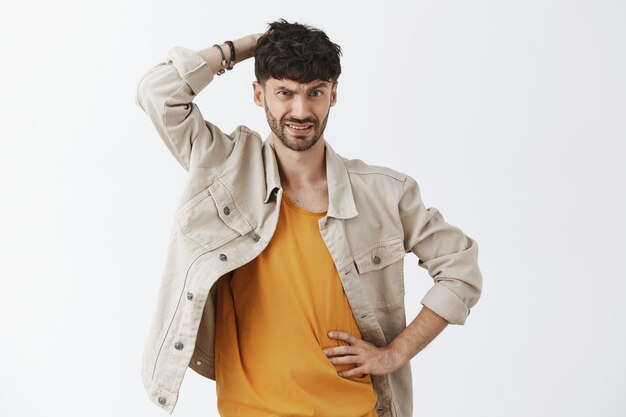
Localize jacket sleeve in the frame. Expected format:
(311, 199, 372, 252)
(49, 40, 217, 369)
(135, 46, 236, 170)
(399, 175, 483, 325)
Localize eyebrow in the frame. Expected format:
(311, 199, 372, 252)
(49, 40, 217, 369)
(307, 82, 329, 91)
(275, 82, 330, 93)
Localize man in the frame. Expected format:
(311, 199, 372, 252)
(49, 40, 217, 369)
(135, 19, 482, 417)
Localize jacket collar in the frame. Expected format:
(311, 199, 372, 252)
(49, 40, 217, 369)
(262, 135, 358, 219)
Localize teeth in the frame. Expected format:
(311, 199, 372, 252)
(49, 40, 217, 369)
(288, 124, 311, 130)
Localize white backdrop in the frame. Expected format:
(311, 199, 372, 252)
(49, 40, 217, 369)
(1, 1, 625, 416)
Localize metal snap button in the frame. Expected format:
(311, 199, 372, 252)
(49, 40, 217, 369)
(157, 395, 167, 405)
(251, 233, 260, 242)
(186, 292, 193, 300)
(174, 341, 184, 350)
(196, 360, 202, 366)
(223, 207, 230, 216)
(219, 253, 227, 261)
(372, 255, 381, 264)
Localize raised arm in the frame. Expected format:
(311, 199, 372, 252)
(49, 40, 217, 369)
(134, 34, 261, 170)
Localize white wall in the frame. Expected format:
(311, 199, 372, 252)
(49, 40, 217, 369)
(1, 0, 624, 416)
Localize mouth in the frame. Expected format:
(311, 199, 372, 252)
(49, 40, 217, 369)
(286, 123, 314, 135)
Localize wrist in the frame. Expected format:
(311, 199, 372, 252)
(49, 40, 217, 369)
(385, 342, 411, 369)
(233, 34, 261, 61)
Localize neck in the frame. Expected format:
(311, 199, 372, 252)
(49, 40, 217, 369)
(271, 134, 327, 188)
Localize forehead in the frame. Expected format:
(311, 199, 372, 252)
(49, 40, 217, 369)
(265, 78, 333, 90)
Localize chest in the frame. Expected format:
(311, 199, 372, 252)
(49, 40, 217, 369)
(283, 187, 329, 213)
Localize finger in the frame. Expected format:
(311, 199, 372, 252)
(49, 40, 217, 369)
(329, 355, 360, 365)
(328, 331, 358, 345)
(323, 345, 357, 357)
(338, 366, 367, 378)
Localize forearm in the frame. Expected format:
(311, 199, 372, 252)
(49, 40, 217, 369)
(198, 34, 261, 75)
(387, 305, 449, 365)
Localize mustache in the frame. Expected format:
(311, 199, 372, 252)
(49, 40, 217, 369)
(283, 117, 316, 125)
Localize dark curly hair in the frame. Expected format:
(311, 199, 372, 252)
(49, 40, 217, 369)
(254, 19, 342, 86)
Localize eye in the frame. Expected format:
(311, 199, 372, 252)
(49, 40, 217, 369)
(310, 90, 323, 97)
(277, 90, 291, 96)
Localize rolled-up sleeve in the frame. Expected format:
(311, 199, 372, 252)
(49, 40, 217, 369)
(135, 46, 236, 170)
(399, 175, 483, 325)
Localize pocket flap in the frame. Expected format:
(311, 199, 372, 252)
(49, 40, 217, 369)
(208, 180, 254, 236)
(176, 180, 253, 251)
(353, 238, 406, 274)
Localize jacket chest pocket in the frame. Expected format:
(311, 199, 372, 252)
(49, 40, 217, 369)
(176, 179, 254, 251)
(353, 238, 407, 309)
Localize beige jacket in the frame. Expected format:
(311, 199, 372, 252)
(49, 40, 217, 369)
(134, 45, 483, 417)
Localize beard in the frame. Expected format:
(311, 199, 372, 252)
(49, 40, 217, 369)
(264, 100, 330, 152)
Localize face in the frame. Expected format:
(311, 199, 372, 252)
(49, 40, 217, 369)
(253, 78, 337, 152)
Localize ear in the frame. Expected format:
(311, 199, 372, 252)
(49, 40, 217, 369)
(253, 81, 265, 107)
(330, 81, 338, 107)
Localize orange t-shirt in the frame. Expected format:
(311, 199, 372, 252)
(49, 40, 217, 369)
(214, 192, 378, 417)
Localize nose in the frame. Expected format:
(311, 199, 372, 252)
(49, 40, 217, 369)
(289, 95, 310, 120)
